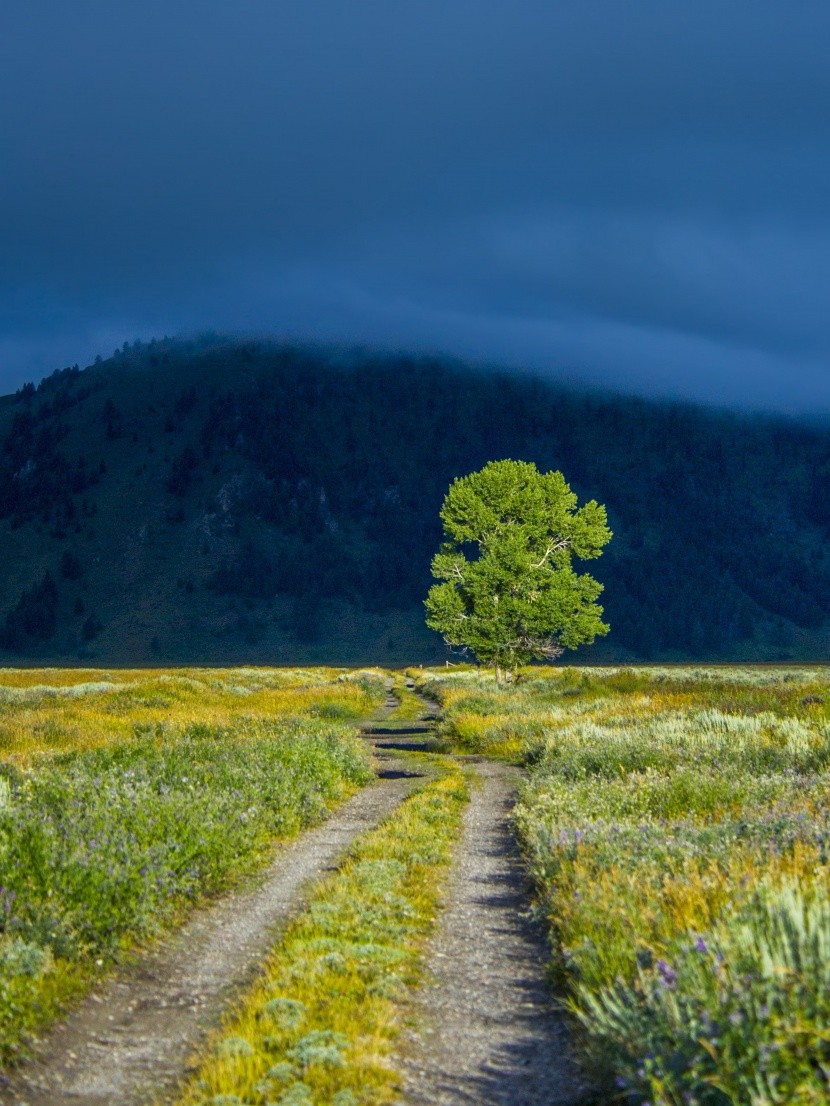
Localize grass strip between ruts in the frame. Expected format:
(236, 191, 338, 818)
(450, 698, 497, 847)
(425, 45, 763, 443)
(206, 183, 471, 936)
(385, 676, 430, 723)
(173, 758, 469, 1106)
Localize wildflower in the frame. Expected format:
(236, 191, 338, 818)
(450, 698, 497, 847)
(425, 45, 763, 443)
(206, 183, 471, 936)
(656, 959, 677, 988)
(693, 936, 708, 954)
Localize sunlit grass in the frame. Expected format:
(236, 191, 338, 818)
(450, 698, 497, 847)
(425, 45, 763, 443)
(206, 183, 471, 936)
(175, 759, 468, 1106)
(386, 675, 428, 722)
(423, 663, 830, 1103)
(0, 667, 386, 764)
(0, 667, 384, 1064)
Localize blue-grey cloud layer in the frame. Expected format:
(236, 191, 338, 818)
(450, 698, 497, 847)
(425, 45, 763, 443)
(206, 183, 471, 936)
(2, 1, 829, 410)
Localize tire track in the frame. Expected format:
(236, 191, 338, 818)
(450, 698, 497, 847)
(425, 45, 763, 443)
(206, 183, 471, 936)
(2, 715, 420, 1106)
(401, 759, 588, 1105)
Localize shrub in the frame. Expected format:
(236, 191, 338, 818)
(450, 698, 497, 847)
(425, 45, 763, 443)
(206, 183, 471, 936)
(579, 879, 830, 1104)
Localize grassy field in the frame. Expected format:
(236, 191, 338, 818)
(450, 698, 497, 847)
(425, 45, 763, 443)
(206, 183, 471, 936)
(8, 661, 830, 1103)
(425, 664, 830, 1104)
(0, 666, 386, 762)
(0, 667, 384, 1062)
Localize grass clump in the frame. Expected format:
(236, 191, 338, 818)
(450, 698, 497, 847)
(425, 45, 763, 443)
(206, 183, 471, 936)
(581, 877, 830, 1104)
(175, 762, 468, 1105)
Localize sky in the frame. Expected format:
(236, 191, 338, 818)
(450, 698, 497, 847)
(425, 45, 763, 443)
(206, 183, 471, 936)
(2, 2, 830, 413)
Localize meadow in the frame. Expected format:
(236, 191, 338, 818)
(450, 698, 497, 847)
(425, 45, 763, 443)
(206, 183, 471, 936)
(7, 661, 830, 1104)
(0, 667, 384, 1061)
(424, 664, 830, 1105)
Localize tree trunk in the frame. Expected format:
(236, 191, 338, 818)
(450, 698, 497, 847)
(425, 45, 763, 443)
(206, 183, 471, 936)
(494, 664, 502, 684)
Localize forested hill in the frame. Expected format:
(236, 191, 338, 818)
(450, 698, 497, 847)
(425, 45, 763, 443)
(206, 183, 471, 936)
(0, 337, 828, 664)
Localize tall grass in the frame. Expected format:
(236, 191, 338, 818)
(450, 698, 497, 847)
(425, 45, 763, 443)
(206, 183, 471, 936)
(425, 664, 830, 1103)
(0, 667, 386, 763)
(0, 667, 382, 1064)
(578, 877, 830, 1103)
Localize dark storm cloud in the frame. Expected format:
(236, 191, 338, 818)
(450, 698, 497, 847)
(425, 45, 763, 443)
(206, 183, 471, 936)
(1, 1, 830, 410)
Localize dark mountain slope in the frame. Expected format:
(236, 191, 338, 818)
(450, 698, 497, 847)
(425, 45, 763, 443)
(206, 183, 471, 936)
(0, 338, 828, 664)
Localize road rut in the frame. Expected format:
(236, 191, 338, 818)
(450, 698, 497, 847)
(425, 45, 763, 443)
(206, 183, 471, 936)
(401, 759, 587, 1105)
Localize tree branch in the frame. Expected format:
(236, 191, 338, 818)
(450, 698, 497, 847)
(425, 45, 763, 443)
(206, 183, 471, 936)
(529, 537, 570, 569)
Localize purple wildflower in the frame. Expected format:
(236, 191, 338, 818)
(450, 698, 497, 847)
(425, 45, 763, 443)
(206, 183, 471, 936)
(656, 958, 677, 987)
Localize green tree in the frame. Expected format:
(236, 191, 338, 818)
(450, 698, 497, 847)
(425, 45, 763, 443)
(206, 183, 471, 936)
(425, 460, 612, 678)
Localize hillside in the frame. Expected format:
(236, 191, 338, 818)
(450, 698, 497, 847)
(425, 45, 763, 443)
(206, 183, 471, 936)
(0, 337, 827, 665)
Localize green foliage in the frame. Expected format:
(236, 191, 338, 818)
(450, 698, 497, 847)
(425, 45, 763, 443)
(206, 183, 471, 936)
(581, 880, 830, 1104)
(425, 461, 611, 671)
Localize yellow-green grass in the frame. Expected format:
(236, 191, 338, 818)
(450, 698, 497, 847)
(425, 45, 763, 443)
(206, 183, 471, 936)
(0, 667, 384, 1064)
(385, 675, 428, 723)
(0, 666, 386, 764)
(423, 664, 830, 758)
(425, 665, 830, 1102)
(174, 760, 468, 1106)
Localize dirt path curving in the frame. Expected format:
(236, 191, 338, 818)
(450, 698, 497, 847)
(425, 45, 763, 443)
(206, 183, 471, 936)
(2, 739, 420, 1105)
(401, 759, 588, 1106)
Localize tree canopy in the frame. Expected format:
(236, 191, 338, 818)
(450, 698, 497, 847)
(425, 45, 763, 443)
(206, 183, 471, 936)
(425, 460, 612, 674)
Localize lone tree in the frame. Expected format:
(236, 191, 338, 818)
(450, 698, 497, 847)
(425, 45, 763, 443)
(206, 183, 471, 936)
(425, 460, 612, 679)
